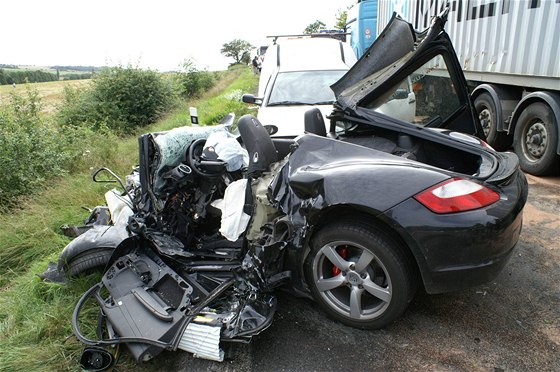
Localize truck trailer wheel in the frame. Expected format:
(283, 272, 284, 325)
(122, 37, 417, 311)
(513, 102, 560, 176)
(474, 93, 512, 151)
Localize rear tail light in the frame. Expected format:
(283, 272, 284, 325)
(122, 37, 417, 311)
(414, 178, 500, 214)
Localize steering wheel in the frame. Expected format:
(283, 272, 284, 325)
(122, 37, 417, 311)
(187, 138, 227, 177)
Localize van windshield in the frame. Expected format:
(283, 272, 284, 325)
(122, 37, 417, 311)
(268, 70, 346, 106)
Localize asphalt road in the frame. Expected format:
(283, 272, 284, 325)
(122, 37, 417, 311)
(138, 174, 559, 371)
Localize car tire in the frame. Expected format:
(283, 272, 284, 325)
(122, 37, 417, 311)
(513, 102, 560, 176)
(474, 93, 511, 151)
(67, 248, 113, 277)
(304, 220, 416, 329)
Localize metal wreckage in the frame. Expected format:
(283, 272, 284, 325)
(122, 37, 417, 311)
(43, 116, 296, 366)
(41, 12, 527, 370)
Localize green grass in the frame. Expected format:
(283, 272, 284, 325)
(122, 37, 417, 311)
(0, 66, 258, 371)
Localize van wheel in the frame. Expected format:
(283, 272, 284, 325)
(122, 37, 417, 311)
(514, 102, 560, 176)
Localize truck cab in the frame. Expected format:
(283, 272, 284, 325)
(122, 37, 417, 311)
(346, 0, 379, 58)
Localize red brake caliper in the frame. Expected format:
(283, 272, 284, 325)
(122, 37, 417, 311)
(332, 247, 348, 276)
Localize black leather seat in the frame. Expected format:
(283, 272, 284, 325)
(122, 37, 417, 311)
(304, 108, 327, 136)
(237, 115, 278, 178)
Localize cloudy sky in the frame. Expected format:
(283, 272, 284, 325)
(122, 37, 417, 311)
(1, 0, 354, 71)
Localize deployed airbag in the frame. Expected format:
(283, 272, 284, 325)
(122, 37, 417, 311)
(213, 179, 251, 241)
(203, 131, 249, 172)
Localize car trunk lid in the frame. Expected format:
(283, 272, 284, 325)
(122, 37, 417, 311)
(331, 10, 482, 137)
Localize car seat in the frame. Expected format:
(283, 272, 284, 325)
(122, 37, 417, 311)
(237, 115, 278, 178)
(304, 108, 327, 137)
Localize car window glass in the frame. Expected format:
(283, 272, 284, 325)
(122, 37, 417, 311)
(334, 120, 355, 135)
(268, 70, 346, 105)
(367, 55, 461, 126)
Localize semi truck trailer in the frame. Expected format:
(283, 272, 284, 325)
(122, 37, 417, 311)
(355, 0, 559, 175)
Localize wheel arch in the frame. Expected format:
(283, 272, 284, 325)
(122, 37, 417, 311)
(510, 91, 560, 155)
(471, 83, 521, 133)
(57, 225, 128, 268)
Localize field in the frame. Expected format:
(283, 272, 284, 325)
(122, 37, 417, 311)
(0, 79, 90, 113)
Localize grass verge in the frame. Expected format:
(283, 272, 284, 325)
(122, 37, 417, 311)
(0, 65, 257, 371)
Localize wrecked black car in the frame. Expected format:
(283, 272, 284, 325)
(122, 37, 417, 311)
(43, 11, 527, 367)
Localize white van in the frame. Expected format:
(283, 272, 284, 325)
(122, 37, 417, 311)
(243, 36, 357, 137)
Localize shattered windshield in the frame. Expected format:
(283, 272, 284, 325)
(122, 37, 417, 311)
(152, 125, 229, 194)
(267, 70, 346, 106)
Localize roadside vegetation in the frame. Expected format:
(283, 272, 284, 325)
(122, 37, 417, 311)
(56, 66, 177, 133)
(0, 64, 257, 371)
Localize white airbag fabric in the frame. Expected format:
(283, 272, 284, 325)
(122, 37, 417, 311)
(203, 131, 249, 172)
(213, 179, 251, 241)
(105, 189, 134, 226)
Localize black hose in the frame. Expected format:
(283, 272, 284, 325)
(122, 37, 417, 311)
(187, 278, 235, 316)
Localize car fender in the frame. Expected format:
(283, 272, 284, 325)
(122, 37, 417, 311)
(58, 225, 130, 267)
(313, 164, 446, 212)
(270, 138, 451, 294)
(471, 83, 520, 133)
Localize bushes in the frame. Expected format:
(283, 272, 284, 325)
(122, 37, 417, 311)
(0, 66, 182, 207)
(0, 65, 250, 208)
(57, 66, 177, 133)
(0, 91, 71, 208)
(176, 59, 218, 99)
(0, 88, 121, 209)
(92, 67, 177, 131)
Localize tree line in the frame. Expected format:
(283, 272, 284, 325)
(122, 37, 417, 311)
(0, 68, 92, 85)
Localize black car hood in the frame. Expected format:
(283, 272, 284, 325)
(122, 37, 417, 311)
(331, 11, 446, 111)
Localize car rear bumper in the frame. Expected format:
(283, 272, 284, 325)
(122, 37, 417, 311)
(382, 170, 528, 294)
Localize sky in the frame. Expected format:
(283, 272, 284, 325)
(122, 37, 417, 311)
(1, 0, 355, 71)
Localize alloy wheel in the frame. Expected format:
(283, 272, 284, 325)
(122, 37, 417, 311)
(311, 241, 392, 321)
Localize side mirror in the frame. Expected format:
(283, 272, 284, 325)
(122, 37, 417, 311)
(407, 92, 416, 104)
(242, 94, 263, 105)
(264, 124, 278, 136)
(391, 88, 409, 100)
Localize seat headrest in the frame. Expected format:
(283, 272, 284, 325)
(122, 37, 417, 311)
(304, 108, 327, 137)
(237, 115, 278, 177)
